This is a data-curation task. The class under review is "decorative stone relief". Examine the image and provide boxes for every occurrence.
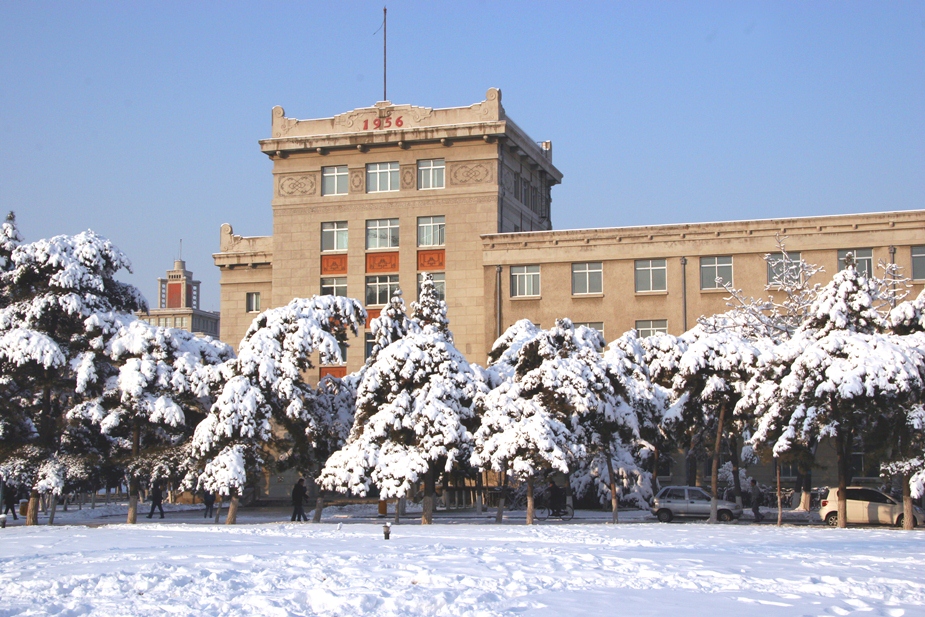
[449,162,494,186]
[334,111,364,130]
[278,174,317,197]
[321,254,348,275]
[350,169,365,193]
[417,249,445,271]
[301,195,493,216]
[401,165,416,190]
[366,252,399,273]
[408,106,434,123]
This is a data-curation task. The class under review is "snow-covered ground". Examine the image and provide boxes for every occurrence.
[2,505,922,617]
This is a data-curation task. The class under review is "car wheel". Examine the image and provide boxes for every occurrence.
[896,514,918,528]
[825,512,838,527]
[718,510,733,522]
[657,509,673,523]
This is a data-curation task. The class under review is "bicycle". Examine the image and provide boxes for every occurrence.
[534,497,574,521]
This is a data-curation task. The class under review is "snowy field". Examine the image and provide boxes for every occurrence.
[2,506,924,617]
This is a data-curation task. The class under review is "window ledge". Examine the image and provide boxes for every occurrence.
[635,290,668,296]
[572,293,604,299]
[511,295,542,301]
[700,288,731,294]
[418,187,445,191]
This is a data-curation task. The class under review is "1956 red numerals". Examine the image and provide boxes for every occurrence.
[363,116,403,130]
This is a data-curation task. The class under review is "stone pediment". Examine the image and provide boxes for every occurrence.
[270,88,504,139]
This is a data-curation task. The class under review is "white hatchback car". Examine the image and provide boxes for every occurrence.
[651,486,743,522]
[820,487,924,527]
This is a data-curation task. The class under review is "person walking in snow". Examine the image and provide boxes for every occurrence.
[146,482,165,519]
[202,490,216,519]
[2,481,18,520]
[291,478,308,522]
[750,479,764,522]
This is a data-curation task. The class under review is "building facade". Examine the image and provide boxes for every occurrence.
[137,260,220,337]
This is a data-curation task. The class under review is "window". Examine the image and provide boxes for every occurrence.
[365,332,375,360]
[767,252,802,285]
[700,256,733,289]
[510,265,540,297]
[246,292,261,313]
[417,159,445,190]
[838,248,873,277]
[418,272,446,301]
[158,317,166,327]
[912,246,925,280]
[417,216,445,247]
[321,222,348,252]
[574,322,604,338]
[779,461,798,478]
[366,218,400,249]
[366,162,400,193]
[366,275,399,306]
[572,262,603,295]
[321,277,347,297]
[657,456,672,477]
[321,166,348,196]
[636,319,668,337]
[635,259,667,292]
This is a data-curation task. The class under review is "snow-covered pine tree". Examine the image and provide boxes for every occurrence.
[366,289,418,365]
[472,318,609,524]
[190,295,365,523]
[319,276,485,524]
[0,223,146,525]
[747,257,925,528]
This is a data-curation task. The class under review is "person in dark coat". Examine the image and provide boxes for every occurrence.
[750,479,764,522]
[2,481,18,520]
[202,490,216,519]
[146,483,165,519]
[291,478,308,522]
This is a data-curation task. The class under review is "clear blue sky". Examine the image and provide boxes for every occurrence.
[2,1,923,311]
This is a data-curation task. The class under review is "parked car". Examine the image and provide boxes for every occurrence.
[651,486,743,523]
[819,487,924,527]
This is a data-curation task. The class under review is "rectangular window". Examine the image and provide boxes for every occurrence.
[838,248,873,277]
[635,259,667,292]
[417,159,445,190]
[767,251,802,285]
[417,272,446,301]
[417,216,445,247]
[571,262,603,295]
[574,321,604,338]
[365,332,375,360]
[246,292,261,313]
[366,162,400,193]
[321,166,349,196]
[510,265,540,297]
[636,319,668,338]
[700,256,733,289]
[366,275,400,306]
[321,277,347,297]
[913,246,925,280]
[321,221,348,252]
[365,218,400,249]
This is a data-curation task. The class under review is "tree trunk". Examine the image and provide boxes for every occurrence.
[422,467,435,525]
[441,473,450,510]
[91,490,96,509]
[214,498,224,524]
[394,498,401,524]
[651,445,661,497]
[776,458,783,527]
[495,466,506,524]
[26,489,39,525]
[525,476,535,525]
[475,473,484,515]
[835,429,848,528]
[47,494,57,525]
[903,472,914,530]
[127,422,141,524]
[709,402,727,523]
[605,449,619,524]
[225,495,239,525]
[313,497,324,523]
[729,434,743,508]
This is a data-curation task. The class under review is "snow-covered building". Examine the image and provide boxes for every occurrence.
[137,259,220,337]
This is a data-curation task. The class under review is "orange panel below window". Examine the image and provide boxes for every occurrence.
[417,249,445,271]
[365,308,381,325]
[320,366,347,379]
[366,252,399,273]
[321,254,348,275]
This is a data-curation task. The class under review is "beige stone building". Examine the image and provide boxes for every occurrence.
[214,89,925,493]
[137,260,220,337]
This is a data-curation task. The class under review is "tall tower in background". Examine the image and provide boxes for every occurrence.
[137,260,221,337]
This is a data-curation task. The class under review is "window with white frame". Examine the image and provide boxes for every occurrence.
[571,262,603,295]
[365,332,375,360]
[417,159,445,190]
[635,259,667,292]
[417,216,445,247]
[321,221,348,252]
[913,246,925,280]
[366,162,400,193]
[321,277,347,297]
[510,265,540,297]
[767,251,802,285]
[636,319,668,337]
[366,218,400,249]
[366,275,399,306]
[574,321,604,338]
[246,292,261,313]
[838,248,873,277]
[321,166,348,196]
[700,256,733,289]
[417,272,446,301]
